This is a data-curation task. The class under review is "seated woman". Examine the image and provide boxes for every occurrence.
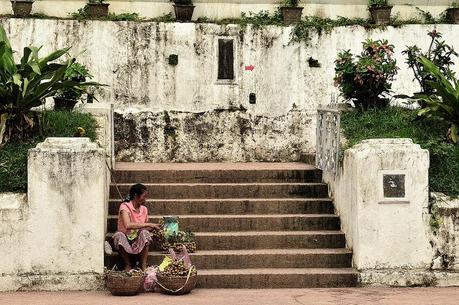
[112,183,159,271]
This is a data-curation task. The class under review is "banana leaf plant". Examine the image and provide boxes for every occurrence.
[413,56,459,143]
[0,25,101,148]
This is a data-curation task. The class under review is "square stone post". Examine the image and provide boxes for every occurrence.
[23,137,106,289]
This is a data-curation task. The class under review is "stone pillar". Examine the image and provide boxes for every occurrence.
[323,138,436,285]
[344,139,431,270]
[1,137,106,290]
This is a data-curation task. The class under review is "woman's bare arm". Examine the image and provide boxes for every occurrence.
[120,210,159,230]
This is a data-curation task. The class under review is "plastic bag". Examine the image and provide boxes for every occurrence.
[163,216,179,238]
[158,256,172,271]
[144,266,159,292]
[169,245,192,268]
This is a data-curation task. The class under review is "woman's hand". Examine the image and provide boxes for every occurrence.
[144,223,160,231]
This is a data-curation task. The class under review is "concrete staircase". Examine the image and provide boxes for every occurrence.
[105,162,358,288]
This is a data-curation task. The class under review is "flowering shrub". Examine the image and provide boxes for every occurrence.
[334,39,398,109]
[403,30,457,95]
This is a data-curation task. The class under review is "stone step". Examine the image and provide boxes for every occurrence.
[195,231,346,250]
[196,268,359,288]
[107,198,335,215]
[106,231,346,250]
[109,183,328,199]
[106,214,340,232]
[105,248,353,269]
[113,169,322,184]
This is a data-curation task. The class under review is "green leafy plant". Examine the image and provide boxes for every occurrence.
[413,56,459,143]
[290,16,370,46]
[55,62,94,101]
[88,0,107,3]
[451,1,459,8]
[334,39,398,109]
[150,13,175,22]
[369,0,390,8]
[403,30,457,95]
[107,12,142,21]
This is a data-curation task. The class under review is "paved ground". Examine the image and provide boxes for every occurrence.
[1,288,459,305]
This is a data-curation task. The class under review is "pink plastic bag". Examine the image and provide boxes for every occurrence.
[169,245,192,268]
[144,266,159,292]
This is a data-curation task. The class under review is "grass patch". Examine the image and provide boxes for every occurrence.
[341,107,459,196]
[0,111,97,193]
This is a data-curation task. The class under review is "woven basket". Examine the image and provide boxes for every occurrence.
[106,272,145,296]
[156,267,197,295]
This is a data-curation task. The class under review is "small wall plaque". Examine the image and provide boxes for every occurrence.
[378,170,409,204]
[383,174,405,198]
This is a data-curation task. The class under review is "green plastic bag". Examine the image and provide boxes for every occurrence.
[163,216,179,238]
[127,229,139,241]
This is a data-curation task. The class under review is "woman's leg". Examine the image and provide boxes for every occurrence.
[112,232,134,271]
[140,243,149,271]
[119,247,133,271]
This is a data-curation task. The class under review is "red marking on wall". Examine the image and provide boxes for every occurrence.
[244,65,254,71]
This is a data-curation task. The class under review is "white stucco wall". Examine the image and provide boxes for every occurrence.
[0,138,107,291]
[0,0,452,20]
[324,138,459,286]
[1,19,458,161]
[2,19,457,115]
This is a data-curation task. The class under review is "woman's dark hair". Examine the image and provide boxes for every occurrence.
[123,183,147,202]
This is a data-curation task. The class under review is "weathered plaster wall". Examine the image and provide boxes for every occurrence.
[114,107,315,162]
[2,19,458,161]
[323,139,459,287]
[0,138,106,291]
[0,0,452,20]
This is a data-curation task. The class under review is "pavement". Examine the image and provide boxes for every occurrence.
[1,288,459,305]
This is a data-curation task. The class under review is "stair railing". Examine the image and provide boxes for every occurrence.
[315,94,341,175]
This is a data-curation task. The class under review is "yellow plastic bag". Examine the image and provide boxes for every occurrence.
[159,256,172,271]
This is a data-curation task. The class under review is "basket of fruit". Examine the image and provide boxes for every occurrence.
[161,230,197,253]
[105,269,145,296]
[156,260,197,295]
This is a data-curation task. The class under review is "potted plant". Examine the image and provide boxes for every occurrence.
[447,1,459,24]
[11,0,33,17]
[87,0,109,18]
[53,62,97,111]
[368,0,392,25]
[172,0,195,22]
[334,39,399,110]
[280,0,303,25]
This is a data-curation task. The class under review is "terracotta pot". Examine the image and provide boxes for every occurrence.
[54,97,78,111]
[173,5,195,22]
[280,7,303,25]
[369,6,392,25]
[447,8,459,24]
[87,3,109,18]
[11,1,33,17]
